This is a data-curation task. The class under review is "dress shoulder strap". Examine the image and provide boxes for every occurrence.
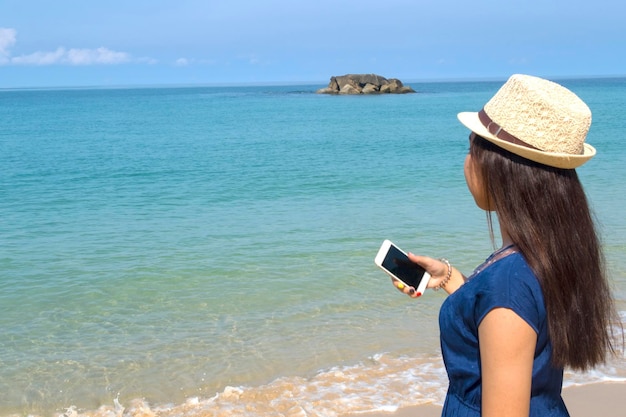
[469,244,518,279]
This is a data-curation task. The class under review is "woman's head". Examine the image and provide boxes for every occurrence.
[463,134,492,211]
[459,74,598,241]
[464,135,618,371]
[466,133,587,239]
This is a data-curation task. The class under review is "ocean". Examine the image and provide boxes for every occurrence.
[1,78,625,417]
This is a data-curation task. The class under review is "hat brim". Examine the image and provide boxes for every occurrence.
[457,112,595,169]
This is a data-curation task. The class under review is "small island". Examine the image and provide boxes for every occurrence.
[316,73,416,95]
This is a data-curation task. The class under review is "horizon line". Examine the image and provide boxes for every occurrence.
[2,73,625,92]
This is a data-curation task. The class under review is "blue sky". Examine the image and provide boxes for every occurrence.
[1,0,625,88]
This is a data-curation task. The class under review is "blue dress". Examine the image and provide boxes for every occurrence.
[439,249,569,416]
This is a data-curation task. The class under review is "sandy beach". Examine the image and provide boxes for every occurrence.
[344,382,626,417]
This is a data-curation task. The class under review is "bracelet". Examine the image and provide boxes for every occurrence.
[434,258,452,291]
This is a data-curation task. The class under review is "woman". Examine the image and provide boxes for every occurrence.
[394,74,619,416]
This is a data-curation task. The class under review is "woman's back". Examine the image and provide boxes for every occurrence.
[440,251,568,416]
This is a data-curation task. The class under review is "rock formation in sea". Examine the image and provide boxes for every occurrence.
[316,74,415,95]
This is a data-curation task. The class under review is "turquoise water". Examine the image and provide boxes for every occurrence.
[1,79,625,416]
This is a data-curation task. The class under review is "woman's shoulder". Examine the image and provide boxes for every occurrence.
[471,252,546,331]
[474,251,538,288]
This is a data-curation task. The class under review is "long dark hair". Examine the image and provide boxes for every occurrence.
[470,134,619,370]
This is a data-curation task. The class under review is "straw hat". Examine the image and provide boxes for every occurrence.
[457,74,596,169]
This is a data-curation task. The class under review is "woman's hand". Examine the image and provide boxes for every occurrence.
[391,253,465,296]
[390,275,422,298]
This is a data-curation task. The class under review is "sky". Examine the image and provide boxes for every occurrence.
[1,0,625,88]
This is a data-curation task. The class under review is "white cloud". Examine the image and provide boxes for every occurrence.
[10,48,65,65]
[66,47,131,65]
[248,55,261,65]
[137,56,158,65]
[0,28,17,62]
[175,57,190,67]
[0,27,147,66]
[237,53,269,66]
[8,47,131,66]
[173,58,217,67]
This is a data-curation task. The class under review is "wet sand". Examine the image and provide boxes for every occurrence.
[343,382,626,417]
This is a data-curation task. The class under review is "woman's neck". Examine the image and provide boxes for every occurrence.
[499,219,514,249]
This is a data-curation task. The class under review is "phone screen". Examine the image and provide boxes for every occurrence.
[381,244,428,288]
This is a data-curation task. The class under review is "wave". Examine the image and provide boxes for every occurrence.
[21,341,626,417]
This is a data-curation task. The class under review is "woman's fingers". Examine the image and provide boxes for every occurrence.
[391,277,420,298]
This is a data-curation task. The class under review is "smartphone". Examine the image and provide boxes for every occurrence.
[374,239,431,297]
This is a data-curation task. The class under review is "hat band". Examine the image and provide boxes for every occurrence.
[478,109,540,150]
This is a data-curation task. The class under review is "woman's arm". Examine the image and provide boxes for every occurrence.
[479,307,537,417]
